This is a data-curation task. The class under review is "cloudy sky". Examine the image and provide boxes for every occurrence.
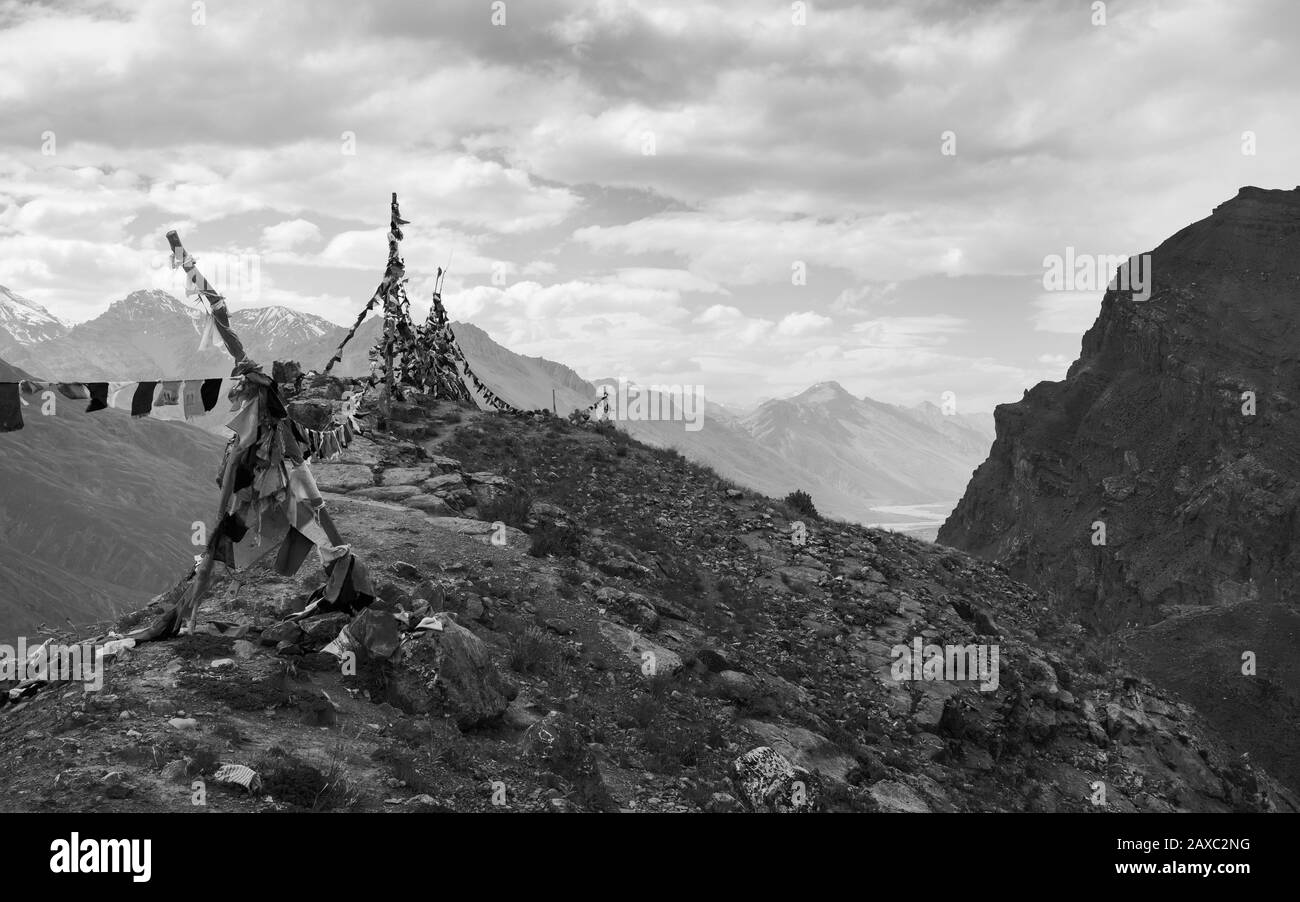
[0,0,1295,410]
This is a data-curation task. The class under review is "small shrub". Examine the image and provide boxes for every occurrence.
[478,487,533,528]
[784,489,819,519]
[631,694,661,729]
[529,522,582,558]
[647,671,675,700]
[509,625,563,676]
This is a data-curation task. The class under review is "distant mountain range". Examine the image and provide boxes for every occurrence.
[1,289,343,380]
[0,285,994,544]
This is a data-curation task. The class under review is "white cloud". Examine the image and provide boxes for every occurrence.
[261,219,321,252]
[850,315,967,348]
[1030,293,1101,334]
[2,0,1294,410]
[777,311,832,336]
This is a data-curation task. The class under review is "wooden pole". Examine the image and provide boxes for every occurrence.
[167,231,246,363]
[381,192,403,428]
[178,451,240,633]
[151,231,357,636]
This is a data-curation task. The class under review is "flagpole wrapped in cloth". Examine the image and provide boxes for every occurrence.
[133,232,375,641]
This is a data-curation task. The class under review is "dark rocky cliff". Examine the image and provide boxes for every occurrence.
[941,186,1300,625]
[939,186,1300,790]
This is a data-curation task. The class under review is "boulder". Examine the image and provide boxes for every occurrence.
[286,399,333,430]
[868,780,931,813]
[737,718,858,782]
[730,746,819,812]
[387,616,511,728]
[441,488,477,510]
[423,517,528,547]
[403,494,457,516]
[312,464,373,493]
[465,472,514,488]
[422,473,466,493]
[597,620,682,675]
[381,467,433,487]
[331,436,382,467]
[259,621,304,648]
[352,485,422,502]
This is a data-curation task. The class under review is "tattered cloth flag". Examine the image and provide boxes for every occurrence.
[200,377,222,412]
[156,380,182,407]
[212,763,261,793]
[0,382,23,432]
[325,193,410,374]
[131,381,158,417]
[86,383,109,412]
[3,376,233,425]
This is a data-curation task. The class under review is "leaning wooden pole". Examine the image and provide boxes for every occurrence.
[165,232,246,632]
[167,231,246,363]
[143,232,354,636]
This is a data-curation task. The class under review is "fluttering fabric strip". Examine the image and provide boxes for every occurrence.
[0,379,363,455]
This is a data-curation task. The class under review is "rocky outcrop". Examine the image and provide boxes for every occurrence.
[944,187,1300,622]
[387,615,513,727]
[939,186,1300,791]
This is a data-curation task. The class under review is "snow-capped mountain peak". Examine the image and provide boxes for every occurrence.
[0,285,69,347]
[103,289,194,321]
[794,381,855,405]
[230,306,335,341]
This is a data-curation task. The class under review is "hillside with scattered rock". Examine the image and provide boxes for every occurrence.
[0,385,1292,814]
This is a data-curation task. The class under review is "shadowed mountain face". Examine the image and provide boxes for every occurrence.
[939,186,1300,791]
[0,374,225,640]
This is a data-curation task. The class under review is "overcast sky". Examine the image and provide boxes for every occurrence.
[1,0,1296,410]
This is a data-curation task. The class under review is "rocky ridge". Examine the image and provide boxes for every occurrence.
[0,384,1292,813]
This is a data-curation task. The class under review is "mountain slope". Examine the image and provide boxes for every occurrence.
[740,382,991,520]
[0,382,225,639]
[0,355,33,382]
[939,185,1300,791]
